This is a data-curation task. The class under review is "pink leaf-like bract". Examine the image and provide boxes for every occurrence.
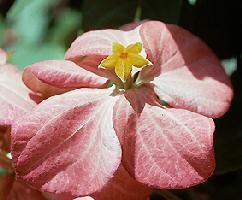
[119,20,148,31]
[65,27,143,60]
[0,48,7,65]
[92,165,151,200]
[138,21,233,118]
[7,181,46,200]
[48,165,151,200]
[114,85,215,188]
[0,64,36,125]
[12,88,121,197]
[23,60,108,97]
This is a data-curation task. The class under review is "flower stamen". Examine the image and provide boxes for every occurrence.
[100,42,149,82]
[120,52,128,59]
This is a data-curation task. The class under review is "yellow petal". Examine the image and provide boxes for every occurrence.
[126,42,142,54]
[101,55,117,69]
[115,60,132,82]
[112,42,125,54]
[129,53,149,68]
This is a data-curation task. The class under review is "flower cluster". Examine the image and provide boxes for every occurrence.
[1,20,233,200]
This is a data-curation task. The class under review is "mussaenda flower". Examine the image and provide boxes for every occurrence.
[11,21,233,199]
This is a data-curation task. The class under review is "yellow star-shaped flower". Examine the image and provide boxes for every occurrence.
[100,42,149,82]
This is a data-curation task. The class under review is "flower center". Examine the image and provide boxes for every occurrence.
[100,42,150,83]
[120,52,128,59]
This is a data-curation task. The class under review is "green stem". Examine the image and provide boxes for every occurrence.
[134,4,142,22]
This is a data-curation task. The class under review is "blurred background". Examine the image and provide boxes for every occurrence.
[0,0,242,199]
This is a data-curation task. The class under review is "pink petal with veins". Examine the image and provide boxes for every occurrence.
[65,27,143,60]
[12,88,121,197]
[93,165,151,200]
[119,20,149,31]
[46,165,151,200]
[0,64,36,125]
[7,181,46,200]
[23,60,108,97]
[114,85,215,188]
[138,21,233,118]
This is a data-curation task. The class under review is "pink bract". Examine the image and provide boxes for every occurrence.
[0,49,45,200]
[0,63,36,126]
[22,60,108,98]
[92,165,151,200]
[7,181,46,200]
[12,21,233,199]
[0,137,46,200]
[47,165,151,200]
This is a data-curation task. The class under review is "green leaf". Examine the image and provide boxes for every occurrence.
[222,57,237,76]
[9,43,65,70]
[188,0,197,6]
[141,0,182,24]
[82,0,139,31]
[0,167,12,176]
[47,8,82,45]
[7,0,60,43]
[0,15,6,47]
[160,100,170,107]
